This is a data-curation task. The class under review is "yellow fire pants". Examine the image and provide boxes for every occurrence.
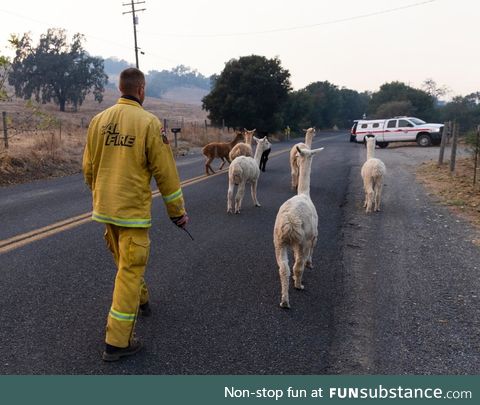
[104,224,150,348]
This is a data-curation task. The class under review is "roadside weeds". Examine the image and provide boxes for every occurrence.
[416,157,480,245]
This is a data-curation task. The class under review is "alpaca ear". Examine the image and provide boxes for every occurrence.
[252,136,259,143]
[311,147,324,155]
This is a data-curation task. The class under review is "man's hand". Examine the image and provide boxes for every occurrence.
[171,214,189,229]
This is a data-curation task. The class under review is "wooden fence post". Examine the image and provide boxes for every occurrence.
[449,121,458,173]
[2,111,8,149]
[438,121,450,166]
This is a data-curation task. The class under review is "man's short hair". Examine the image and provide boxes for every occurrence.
[119,68,145,95]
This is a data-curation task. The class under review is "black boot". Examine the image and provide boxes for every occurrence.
[102,339,143,362]
[139,302,152,317]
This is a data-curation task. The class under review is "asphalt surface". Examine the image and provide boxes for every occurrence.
[0,133,479,375]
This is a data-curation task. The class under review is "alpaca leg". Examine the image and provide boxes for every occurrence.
[219,157,231,170]
[260,155,266,172]
[251,180,261,207]
[205,158,215,175]
[218,157,226,170]
[374,182,384,212]
[235,182,246,214]
[306,236,317,269]
[365,189,374,213]
[275,245,291,309]
[292,244,307,290]
[363,177,374,213]
[227,182,235,213]
[362,178,368,208]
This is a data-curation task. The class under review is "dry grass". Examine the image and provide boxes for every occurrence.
[0,88,240,185]
[416,157,480,243]
[0,129,85,186]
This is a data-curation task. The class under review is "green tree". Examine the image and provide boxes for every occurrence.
[337,88,370,128]
[202,55,291,132]
[282,88,314,133]
[283,83,369,130]
[0,53,11,101]
[368,81,435,120]
[375,100,414,118]
[8,28,108,111]
[439,93,480,132]
[303,81,342,129]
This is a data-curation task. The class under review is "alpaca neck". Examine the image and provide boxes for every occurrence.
[305,132,313,148]
[297,159,312,196]
[254,145,264,165]
[231,136,242,148]
[366,141,375,160]
[245,133,253,145]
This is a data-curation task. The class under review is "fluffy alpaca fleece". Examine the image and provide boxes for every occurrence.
[289,127,316,190]
[227,136,271,214]
[202,131,244,175]
[274,146,324,308]
[361,136,386,213]
[229,128,256,161]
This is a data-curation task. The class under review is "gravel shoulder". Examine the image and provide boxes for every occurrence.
[330,143,480,374]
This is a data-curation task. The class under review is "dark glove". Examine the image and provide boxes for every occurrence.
[171,214,189,229]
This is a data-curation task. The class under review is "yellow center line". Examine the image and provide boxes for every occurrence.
[0,136,335,255]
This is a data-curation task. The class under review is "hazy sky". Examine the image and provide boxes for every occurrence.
[0,0,477,97]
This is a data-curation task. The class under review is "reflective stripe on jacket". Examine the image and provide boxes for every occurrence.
[82,98,185,227]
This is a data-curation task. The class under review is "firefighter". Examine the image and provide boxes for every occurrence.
[82,68,188,361]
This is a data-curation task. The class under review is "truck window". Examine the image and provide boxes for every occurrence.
[398,119,414,127]
[387,120,397,128]
[361,124,368,129]
[373,123,379,128]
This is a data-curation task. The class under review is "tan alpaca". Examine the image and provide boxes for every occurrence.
[227,136,271,214]
[289,128,316,191]
[361,135,386,213]
[274,146,324,308]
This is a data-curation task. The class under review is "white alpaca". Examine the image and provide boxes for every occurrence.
[274,146,324,308]
[227,136,271,214]
[229,128,256,161]
[290,127,316,190]
[361,135,386,213]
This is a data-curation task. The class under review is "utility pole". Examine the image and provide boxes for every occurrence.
[122,0,146,69]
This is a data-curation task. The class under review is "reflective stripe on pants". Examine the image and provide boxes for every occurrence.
[104,224,150,347]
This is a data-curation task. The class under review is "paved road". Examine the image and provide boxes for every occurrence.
[1,133,479,374]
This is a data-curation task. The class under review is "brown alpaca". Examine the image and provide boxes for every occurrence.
[202,131,244,175]
[229,128,256,161]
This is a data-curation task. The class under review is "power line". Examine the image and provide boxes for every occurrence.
[141,0,437,38]
[0,7,182,66]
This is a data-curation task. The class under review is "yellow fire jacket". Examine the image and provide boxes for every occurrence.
[82,97,185,228]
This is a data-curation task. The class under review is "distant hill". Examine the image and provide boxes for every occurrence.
[161,86,210,105]
[102,58,211,105]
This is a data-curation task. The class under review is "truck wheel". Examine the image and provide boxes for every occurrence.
[377,142,389,148]
[417,134,432,147]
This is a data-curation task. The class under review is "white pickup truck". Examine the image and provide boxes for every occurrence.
[350,116,444,148]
